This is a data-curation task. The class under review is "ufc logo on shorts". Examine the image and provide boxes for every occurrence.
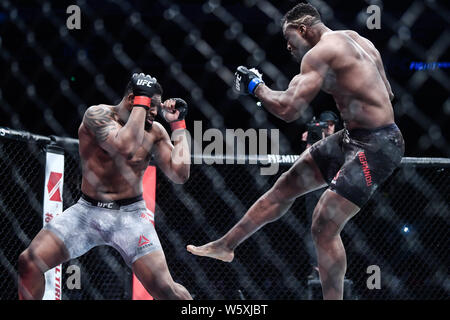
[97,202,113,208]
[137,79,154,87]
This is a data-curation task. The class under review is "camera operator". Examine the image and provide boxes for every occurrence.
[301,111,339,149]
[301,111,340,279]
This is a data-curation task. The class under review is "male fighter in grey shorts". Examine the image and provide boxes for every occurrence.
[18,73,193,300]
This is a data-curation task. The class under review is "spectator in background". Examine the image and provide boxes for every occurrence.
[301,111,340,279]
[301,111,340,149]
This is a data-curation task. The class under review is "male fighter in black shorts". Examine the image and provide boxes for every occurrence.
[187,3,404,300]
[19,73,193,299]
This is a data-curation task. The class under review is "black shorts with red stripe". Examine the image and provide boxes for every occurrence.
[309,123,404,207]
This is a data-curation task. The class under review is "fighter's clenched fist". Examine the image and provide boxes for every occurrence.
[131,73,158,96]
[131,73,159,109]
[160,98,188,131]
[161,98,188,123]
[233,66,264,96]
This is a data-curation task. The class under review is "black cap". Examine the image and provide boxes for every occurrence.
[319,111,338,123]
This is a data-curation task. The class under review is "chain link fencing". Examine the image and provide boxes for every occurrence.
[0,132,131,300]
[156,156,449,300]
[1,0,448,160]
[0,137,45,300]
[0,130,448,300]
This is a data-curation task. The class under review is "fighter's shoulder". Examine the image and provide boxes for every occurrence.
[307,32,347,59]
[148,121,169,140]
[327,30,376,51]
[323,30,360,40]
[301,41,335,71]
[301,32,359,72]
[318,31,354,49]
[321,30,378,59]
[82,104,116,131]
[344,30,374,45]
[84,104,114,119]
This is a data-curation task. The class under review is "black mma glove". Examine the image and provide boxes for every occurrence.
[172,98,188,121]
[130,73,159,110]
[161,98,188,131]
[233,66,264,96]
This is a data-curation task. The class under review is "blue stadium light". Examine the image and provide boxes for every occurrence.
[409,61,450,71]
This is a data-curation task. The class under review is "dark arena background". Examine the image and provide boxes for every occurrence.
[0,0,449,302]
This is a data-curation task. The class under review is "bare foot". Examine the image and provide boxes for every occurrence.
[186,241,234,262]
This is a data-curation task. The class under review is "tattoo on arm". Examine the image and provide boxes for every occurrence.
[83,106,116,142]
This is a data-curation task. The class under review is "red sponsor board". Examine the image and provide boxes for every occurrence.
[47,172,62,201]
[132,166,156,300]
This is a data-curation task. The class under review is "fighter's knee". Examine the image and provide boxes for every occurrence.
[311,215,338,241]
[19,248,51,275]
[310,218,322,240]
[18,250,40,275]
[279,170,299,187]
[274,165,320,199]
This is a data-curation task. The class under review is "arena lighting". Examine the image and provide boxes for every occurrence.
[409,61,450,70]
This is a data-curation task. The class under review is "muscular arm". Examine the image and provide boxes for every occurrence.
[254,49,328,123]
[83,105,147,158]
[152,122,190,184]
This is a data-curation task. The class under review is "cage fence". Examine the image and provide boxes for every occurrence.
[0,130,448,300]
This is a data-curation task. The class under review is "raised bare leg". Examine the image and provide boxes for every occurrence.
[187,150,326,262]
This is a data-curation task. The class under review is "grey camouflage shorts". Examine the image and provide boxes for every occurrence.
[44,194,162,267]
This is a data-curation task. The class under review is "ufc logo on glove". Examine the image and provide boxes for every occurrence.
[235,74,242,91]
[137,79,155,87]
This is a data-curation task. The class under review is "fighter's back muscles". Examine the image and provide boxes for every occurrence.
[344,31,394,100]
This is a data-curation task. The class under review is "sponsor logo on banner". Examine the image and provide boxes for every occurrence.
[47,172,63,202]
[267,154,299,164]
[44,213,54,223]
[43,149,64,300]
[54,266,62,300]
